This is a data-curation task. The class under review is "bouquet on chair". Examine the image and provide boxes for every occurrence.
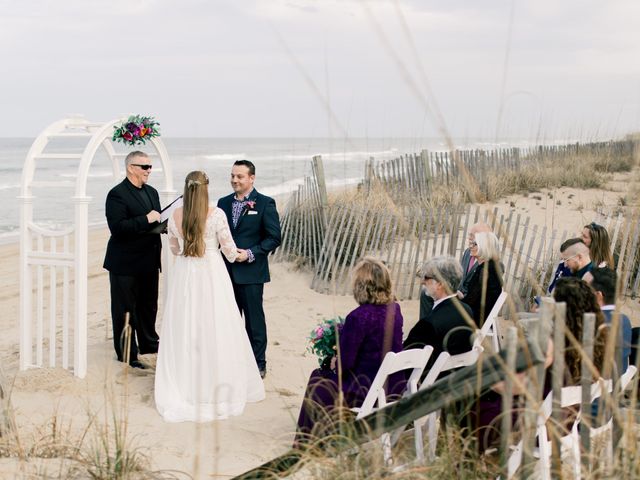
[307,316,345,370]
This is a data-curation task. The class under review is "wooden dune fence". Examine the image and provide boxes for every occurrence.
[274,140,640,303]
[362,140,635,201]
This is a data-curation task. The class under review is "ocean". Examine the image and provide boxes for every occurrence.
[0,136,552,243]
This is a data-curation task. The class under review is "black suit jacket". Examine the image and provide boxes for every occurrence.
[459,248,479,296]
[103,178,162,275]
[461,258,503,327]
[404,297,474,368]
[217,189,281,284]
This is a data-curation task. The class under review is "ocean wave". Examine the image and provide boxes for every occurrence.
[260,176,363,198]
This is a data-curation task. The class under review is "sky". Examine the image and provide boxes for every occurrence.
[0,0,639,140]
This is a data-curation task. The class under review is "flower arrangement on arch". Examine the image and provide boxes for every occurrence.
[112,115,160,146]
[307,316,345,369]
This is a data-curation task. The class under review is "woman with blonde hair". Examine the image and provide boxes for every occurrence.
[294,257,405,445]
[460,231,503,327]
[155,171,264,422]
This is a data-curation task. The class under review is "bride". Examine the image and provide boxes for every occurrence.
[155,170,265,422]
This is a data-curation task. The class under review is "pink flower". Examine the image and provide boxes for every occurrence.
[246,200,256,209]
[123,132,133,141]
[315,327,324,338]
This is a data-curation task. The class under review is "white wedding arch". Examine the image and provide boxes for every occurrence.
[19,115,176,378]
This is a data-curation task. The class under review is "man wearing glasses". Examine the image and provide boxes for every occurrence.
[103,151,162,369]
[560,239,594,280]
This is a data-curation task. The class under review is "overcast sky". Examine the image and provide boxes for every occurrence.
[1,0,638,140]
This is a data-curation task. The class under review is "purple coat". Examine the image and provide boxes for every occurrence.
[294,302,404,444]
[339,302,404,404]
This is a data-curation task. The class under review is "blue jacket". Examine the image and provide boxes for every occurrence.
[217,189,281,284]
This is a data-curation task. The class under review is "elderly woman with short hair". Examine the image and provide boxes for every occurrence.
[460,231,503,327]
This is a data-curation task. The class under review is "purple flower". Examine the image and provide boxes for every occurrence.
[126,122,138,133]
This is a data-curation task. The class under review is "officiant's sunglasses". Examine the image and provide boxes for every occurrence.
[132,164,153,170]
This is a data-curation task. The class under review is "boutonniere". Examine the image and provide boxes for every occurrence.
[245,200,256,210]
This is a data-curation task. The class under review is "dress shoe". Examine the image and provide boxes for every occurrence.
[259,368,266,379]
[129,360,148,370]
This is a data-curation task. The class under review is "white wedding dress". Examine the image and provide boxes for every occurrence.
[154,207,265,422]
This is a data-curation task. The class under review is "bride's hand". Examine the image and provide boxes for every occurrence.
[330,356,337,371]
[236,249,248,262]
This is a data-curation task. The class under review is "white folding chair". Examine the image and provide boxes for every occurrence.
[478,290,508,353]
[411,342,486,463]
[352,345,434,465]
[505,378,613,480]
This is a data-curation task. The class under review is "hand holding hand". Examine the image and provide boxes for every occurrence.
[236,249,248,262]
[147,210,161,223]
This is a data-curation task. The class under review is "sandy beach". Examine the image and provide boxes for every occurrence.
[1,168,638,478]
[0,225,419,478]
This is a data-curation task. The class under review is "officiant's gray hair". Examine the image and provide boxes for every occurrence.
[421,256,462,294]
[125,151,148,166]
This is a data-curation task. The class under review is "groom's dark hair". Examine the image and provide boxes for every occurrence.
[234,159,255,176]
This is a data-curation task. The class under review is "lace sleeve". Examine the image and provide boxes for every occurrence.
[168,215,182,256]
[215,209,238,262]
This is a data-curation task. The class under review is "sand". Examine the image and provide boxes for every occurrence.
[1,170,638,477]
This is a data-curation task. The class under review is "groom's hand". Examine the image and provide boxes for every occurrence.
[236,249,248,262]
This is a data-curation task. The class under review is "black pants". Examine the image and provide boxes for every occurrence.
[109,271,160,363]
[233,283,266,369]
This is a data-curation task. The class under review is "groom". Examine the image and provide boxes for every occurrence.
[218,160,281,378]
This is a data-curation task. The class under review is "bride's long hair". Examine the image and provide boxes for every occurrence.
[182,170,209,257]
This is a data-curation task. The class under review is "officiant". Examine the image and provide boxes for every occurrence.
[103,151,162,369]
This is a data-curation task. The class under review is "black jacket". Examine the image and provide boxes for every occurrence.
[217,189,281,284]
[461,258,503,327]
[404,297,474,368]
[103,178,162,275]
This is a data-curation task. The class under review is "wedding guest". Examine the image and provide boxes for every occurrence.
[405,256,474,368]
[561,240,594,281]
[547,237,582,294]
[417,222,491,321]
[460,232,503,327]
[474,277,607,452]
[103,151,161,369]
[155,171,264,422]
[581,222,614,268]
[589,267,632,371]
[553,277,608,384]
[294,257,404,446]
[459,222,492,297]
[218,160,281,379]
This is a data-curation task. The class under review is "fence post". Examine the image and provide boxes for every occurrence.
[500,325,518,476]
[550,301,566,479]
[580,312,596,475]
[312,155,328,226]
[521,298,553,477]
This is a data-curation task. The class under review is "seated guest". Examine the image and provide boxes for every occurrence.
[474,277,607,452]
[562,240,594,281]
[460,232,503,327]
[581,222,614,268]
[417,222,492,321]
[553,277,608,385]
[589,267,632,371]
[404,256,474,367]
[547,237,582,294]
[294,257,404,446]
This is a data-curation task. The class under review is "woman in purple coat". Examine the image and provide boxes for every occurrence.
[294,257,404,446]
